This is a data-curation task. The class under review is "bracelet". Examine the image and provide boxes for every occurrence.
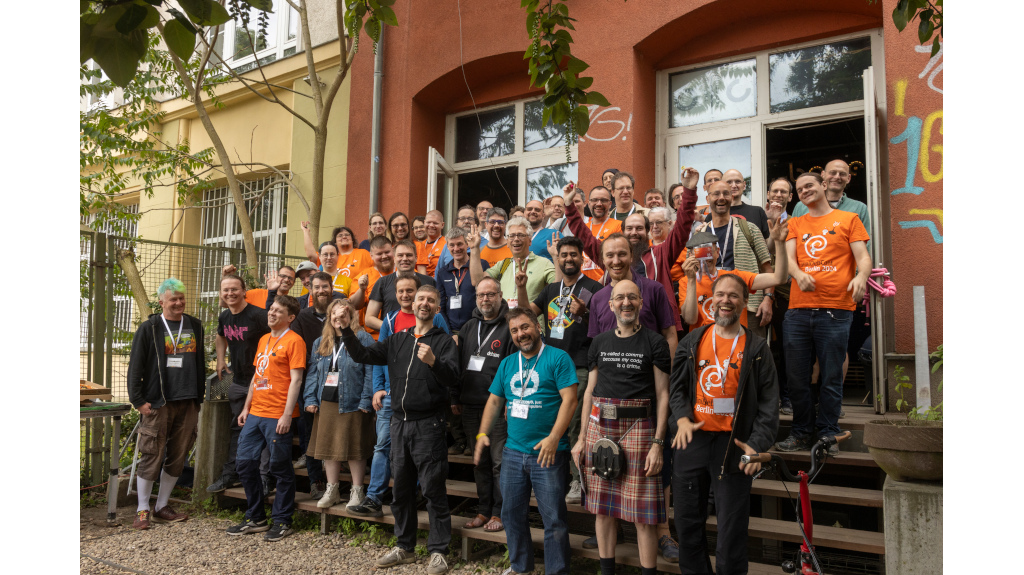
[652,438,665,447]
[476,433,487,440]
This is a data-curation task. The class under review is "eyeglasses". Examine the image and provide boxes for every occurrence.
[612,294,641,303]
[391,223,408,228]
[507,233,529,240]
[487,219,506,226]
[457,216,476,223]
[590,198,611,204]
[476,291,500,299]
[279,275,296,282]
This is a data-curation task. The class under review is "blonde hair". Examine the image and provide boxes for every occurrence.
[317,298,361,356]
[368,211,390,241]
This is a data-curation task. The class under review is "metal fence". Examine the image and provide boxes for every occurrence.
[80,230,309,402]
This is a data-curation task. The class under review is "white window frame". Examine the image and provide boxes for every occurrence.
[212,5,301,73]
[444,98,580,211]
[655,29,885,207]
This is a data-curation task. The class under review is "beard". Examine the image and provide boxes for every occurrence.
[714,309,740,327]
[517,335,537,353]
[630,240,647,263]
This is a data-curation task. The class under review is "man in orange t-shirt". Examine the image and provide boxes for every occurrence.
[479,207,514,266]
[229,295,306,541]
[775,172,870,454]
[349,235,396,340]
[569,184,622,282]
[416,210,447,277]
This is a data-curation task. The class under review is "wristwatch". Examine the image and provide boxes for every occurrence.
[764,292,776,299]
[652,438,665,446]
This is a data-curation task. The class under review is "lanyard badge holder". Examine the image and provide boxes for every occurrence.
[161,316,185,368]
[325,341,345,387]
[468,323,498,372]
[511,345,544,419]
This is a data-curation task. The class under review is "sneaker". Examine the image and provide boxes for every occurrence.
[780,401,793,416]
[447,442,466,455]
[427,552,450,575]
[565,479,582,504]
[347,484,366,509]
[293,455,306,469]
[659,535,679,563]
[152,505,188,523]
[375,546,416,568]
[463,446,473,456]
[310,481,326,501]
[226,519,269,536]
[349,496,384,518]
[317,482,342,509]
[500,569,531,575]
[775,434,814,452]
[206,476,239,493]
[133,510,151,530]
[264,522,294,542]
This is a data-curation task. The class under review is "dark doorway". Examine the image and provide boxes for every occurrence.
[765,117,866,214]
[457,166,518,217]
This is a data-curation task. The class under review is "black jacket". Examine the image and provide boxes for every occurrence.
[341,324,459,421]
[454,301,515,407]
[669,324,778,476]
[128,313,206,409]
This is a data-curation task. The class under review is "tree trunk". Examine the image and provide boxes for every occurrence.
[117,248,151,319]
[309,128,328,247]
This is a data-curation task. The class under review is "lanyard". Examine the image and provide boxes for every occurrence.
[531,227,543,242]
[161,315,184,354]
[476,322,499,355]
[264,328,291,358]
[708,220,733,268]
[712,329,741,386]
[453,266,467,295]
[427,236,441,257]
[588,217,611,240]
[517,344,545,400]
[613,203,636,220]
[330,339,345,371]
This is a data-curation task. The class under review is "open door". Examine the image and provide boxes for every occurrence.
[427,147,455,226]
[863,66,886,414]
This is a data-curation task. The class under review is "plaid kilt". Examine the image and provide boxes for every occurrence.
[582,397,665,525]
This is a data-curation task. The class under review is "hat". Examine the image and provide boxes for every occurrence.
[602,168,620,176]
[686,231,719,249]
[295,261,318,274]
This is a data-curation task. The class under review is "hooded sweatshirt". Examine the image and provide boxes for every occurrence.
[454,300,517,407]
[127,312,207,410]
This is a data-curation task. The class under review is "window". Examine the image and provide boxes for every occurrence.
[669,59,756,128]
[769,37,872,113]
[209,6,300,74]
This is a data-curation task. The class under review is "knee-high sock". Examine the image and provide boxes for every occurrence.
[136,477,154,512]
[155,470,178,510]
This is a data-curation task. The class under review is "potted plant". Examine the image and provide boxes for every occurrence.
[862,346,943,482]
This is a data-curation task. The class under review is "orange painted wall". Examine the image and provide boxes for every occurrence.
[881,0,943,353]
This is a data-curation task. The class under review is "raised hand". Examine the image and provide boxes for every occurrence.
[514,258,528,289]
[466,224,481,249]
[768,216,789,243]
[546,232,560,260]
[682,253,699,280]
[562,181,577,204]
[358,273,370,291]
[680,167,699,189]
[265,270,281,291]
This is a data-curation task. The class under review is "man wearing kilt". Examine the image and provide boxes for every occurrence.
[573,280,671,575]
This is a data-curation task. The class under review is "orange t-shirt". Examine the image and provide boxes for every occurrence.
[244,289,268,309]
[693,329,746,432]
[678,269,758,330]
[670,249,688,283]
[249,330,306,419]
[480,243,513,267]
[581,216,622,282]
[337,248,373,279]
[786,210,870,311]
[417,237,447,277]
[358,267,387,340]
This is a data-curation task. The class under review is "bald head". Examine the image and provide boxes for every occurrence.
[524,199,546,229]
[723,169,746,205]
[424,210,444,240]
[823,159,852,198]
[609,279,642,327]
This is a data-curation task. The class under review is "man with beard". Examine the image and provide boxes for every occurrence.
[704,169,772,241]
[518,236,601,504]
[474,308,578,575]
[468,216,555,311]
[669,274,779,575]
[566,185,621,282]
[523,199,558,261]
[339,285,460,575]
[365,239,435,332]
[479,207,513,266]
[454,277,517,533]
[348,235,396,340]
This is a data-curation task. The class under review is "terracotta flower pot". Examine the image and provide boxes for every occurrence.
[862,419,942,482]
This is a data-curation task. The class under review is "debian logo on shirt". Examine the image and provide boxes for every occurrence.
[802,223,840,258]
[509,369,540,398]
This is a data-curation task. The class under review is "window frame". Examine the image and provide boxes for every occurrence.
[213,6,301,73]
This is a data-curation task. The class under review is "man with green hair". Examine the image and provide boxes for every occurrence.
[127,278,206,530]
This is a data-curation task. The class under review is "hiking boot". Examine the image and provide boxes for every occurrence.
[133,510,151,530]
[427,552,450,574]
[310,481,326,501]
[375,546,416,568]
[206,476,238,493]
[263,522,294,542]
[448,442,466,455]
[293,455,306,469]
[347,484,366,509]
[565,479,582,504]
[775,435,814,452]
[658,535,679,563]
[226,519,269,536]
[349,496,384,518]
[317,482,342,509]
[152,506,188,523]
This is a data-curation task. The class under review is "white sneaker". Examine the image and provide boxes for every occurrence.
[347,484,366,509]
[293,455,306,469]
[565,479,582,504]
[317,482,342,509]
[427,552,449,575]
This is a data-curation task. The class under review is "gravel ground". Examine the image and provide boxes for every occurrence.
[79,505,513,575]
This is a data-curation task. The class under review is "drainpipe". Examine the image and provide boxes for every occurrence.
[368,27,384,214]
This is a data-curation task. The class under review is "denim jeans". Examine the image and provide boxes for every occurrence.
[222,383,270,482]
[783,308,853,438]
[500,448,571,575]
[236,415,295,525]
[366,395,392,504]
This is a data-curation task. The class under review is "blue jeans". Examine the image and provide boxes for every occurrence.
[500,448,570,575]
[783,308,853,438]
[236,415,295,525]
[366,395,392,504]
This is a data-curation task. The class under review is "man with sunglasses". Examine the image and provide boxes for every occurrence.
[573,185,622,282]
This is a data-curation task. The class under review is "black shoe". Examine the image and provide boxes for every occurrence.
[309,481,326,501]
[775,434,814,452]
[581,528,625,549]
[264,522,294,542]
[349,496,384,518]
[206,476,238,493]
[226,519,269,536]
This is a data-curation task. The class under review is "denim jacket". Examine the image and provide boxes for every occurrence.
[373,311,450,394]
[303,330,375,413]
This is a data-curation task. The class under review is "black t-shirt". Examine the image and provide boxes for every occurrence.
[706,204,770,239]
[163,318,199,401]
[218,304,270,387]
[533,276,603,368]
[370,272,436,316]
[588,326,670,402]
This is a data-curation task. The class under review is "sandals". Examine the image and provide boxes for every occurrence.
[463,514,488,529]
[483,516,504,532]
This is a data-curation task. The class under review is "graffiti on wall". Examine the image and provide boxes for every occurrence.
[890,45,943,244]
[579,106,633,142]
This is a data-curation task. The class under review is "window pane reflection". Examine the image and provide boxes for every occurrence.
[678,138,751,206]
[455,107,515,162]
[669,59,756,128]
[524,100,566,151]
[769,37,871,113]
[526,162,578,203]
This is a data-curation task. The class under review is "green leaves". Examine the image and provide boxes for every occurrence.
[890,0,942,57]
[164,19,197,62]
[92,30,148,87]
[178,0,231,26]
[892,0,909,31]
[917,9,934,43]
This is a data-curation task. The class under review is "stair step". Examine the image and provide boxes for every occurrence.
[768,448,878,468]
[779,404,878,432]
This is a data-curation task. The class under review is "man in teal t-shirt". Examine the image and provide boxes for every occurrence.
[473,308,577,575]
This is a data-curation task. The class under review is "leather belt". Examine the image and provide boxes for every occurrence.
[598,403,650,420]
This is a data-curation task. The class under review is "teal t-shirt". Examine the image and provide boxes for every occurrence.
[489,345,578,454]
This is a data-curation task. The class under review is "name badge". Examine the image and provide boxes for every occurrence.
[166,356,183,368]
[713,397,735,415]
[467,355,485,372]
[550,324,565,339]
[325,371,339,387]
[254,377,270,391]
[590,403,601,423]
[511,400,529,419]
[450,295,462,310]
[507,298,518,310]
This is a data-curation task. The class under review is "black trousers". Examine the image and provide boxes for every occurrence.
[221,383,269,481]
[769,294,790,404]
[673,431,753,575]
[391,415,451,554]
[462,404,507,517]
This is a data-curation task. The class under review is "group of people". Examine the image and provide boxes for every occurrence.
[126,159,872,575]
